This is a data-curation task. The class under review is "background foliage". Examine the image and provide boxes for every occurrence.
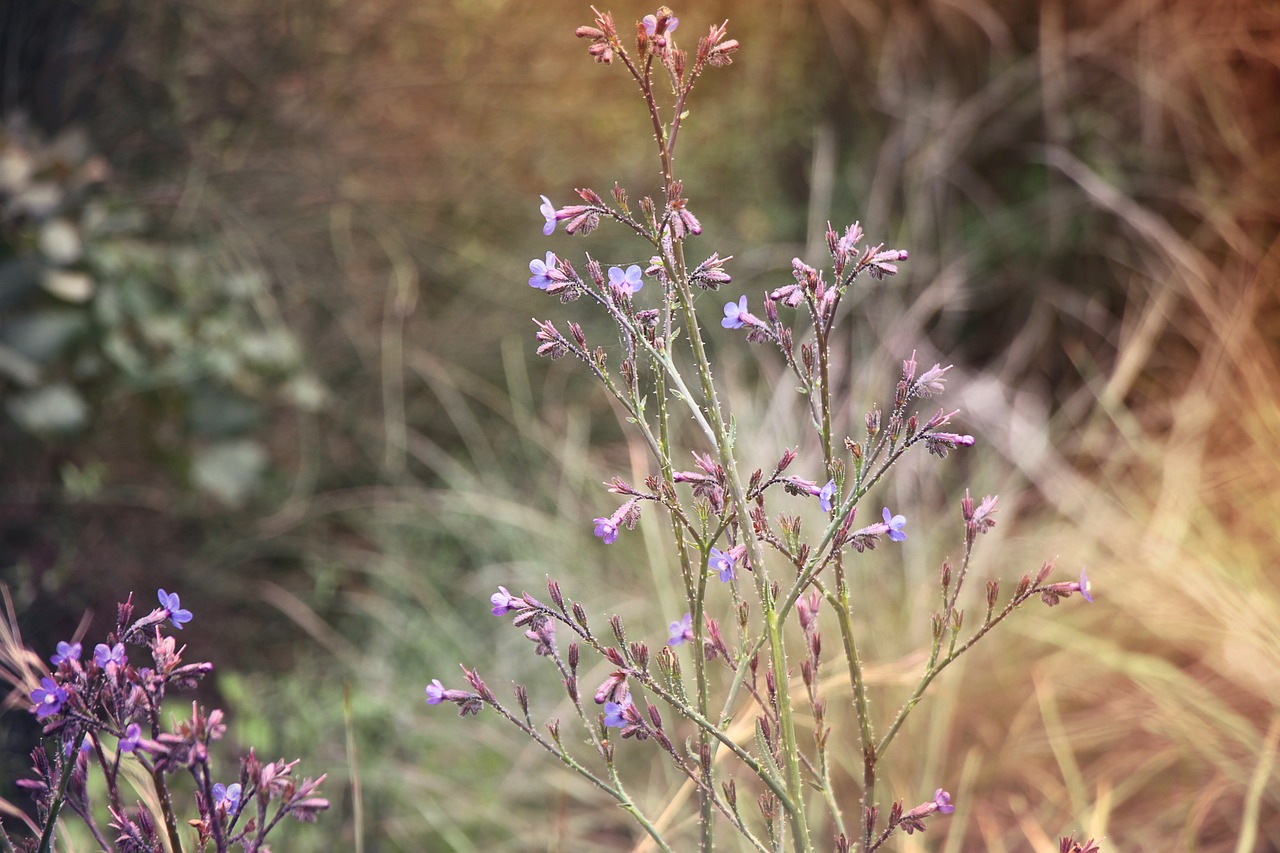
[1,0,1277,849]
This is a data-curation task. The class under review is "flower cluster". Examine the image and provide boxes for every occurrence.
[3,589,328,852]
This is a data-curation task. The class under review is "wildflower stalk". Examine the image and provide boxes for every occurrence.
[444,8,1097,851]
[624,18,813,846]
[150,763,186,853]
[35,730,85,853]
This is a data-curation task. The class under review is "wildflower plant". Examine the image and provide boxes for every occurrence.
[425,6,1095,852]
[0,589,328,852]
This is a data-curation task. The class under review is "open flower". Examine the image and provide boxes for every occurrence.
[593,498,641,545]
[642,13,678,35]
[490,586,518,616]
[50,641,81,666]
[819,479,836,513]
[593,516,619,544]
[94,642,126,668]
[722,295,749,329]
[539,195,557,235]
[882,507,907,542]
[667,613,693,647]
[157,589,193,629]
[529,252,559,289]
[709,547,736,582]
[1077,567,1094,602]
[603,693,632,728]
[607,264,644,294]
[119,723,142,753]
[212,782,242,814]
[31,677,67,719]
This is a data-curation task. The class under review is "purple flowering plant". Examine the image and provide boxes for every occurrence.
[427,7,1096,852]
[0,589,327,852]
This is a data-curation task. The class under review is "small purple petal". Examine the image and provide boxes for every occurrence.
[425,679,446,705]
[882,507,907,542]
[490,586,516,616]
[710,547,736,582]
[539,195,557,236]
[608,264,644,294]
[667,613,693,647]
[529,252,557,289]
[819,479,836,513]
[593,517,619,545]
[158,589,193,629]
[119,723,142,753]
[1078,567,1094,603]
[722,295,747,329]
[50,641,81,666]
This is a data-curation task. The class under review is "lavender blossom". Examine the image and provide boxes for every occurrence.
[819,479,836,513]
[213,782,242,814]
[425,679,447,705]
[593,498,641,545]
[490,586,518,616]
[30,677,67,719]
[529,252,559,289]
[608,264,644,294]
[900,787,956,834]
[50,641,81,666]
[642,13,678,34]
[882,507,907,542]
[157,589,193,629]
[603,693,632,728]
[593,516,619,544]
[667,613,694,647]
[539,195,557,236]
[119,723,142,753]
[1078,567,1094,602]
[94,642,126,668]
[709,547,735,582]
[722,295,749,329]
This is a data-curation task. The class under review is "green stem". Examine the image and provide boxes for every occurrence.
[36,730,85,853]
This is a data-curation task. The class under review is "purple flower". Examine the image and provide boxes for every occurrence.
[933,788,954,814]
[818,479,836,513]
[425,679,446,705]
[119,723,142,753]
[667,613,693,647]
[882,507,907,542]
[1077,567,1094,603]
[490,586,518,616]
[603,694,632,728]
[608,264,644,294]
[528,252,558,289]
[50,641,81,666]
[593,498,640,545]
[157,589,192,629]
[94,642,126,668]
[593,516,619,545]
[642,13,678,35]
[213,782,242,814]
[31,677,67,720]
[722,295,749,329]
[64,736,93,757]
[539,195,557,236]
[709,547,735,582]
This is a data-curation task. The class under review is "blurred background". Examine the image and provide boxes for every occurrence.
[1,0,1276,849]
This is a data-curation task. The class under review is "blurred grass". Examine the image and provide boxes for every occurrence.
[2,0,1278,850]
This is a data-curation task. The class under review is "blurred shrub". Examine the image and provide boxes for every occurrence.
[1,115,323,505]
